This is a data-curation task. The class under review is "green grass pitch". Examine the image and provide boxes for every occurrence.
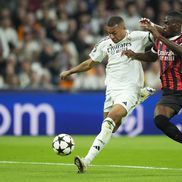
[0,136,182,182]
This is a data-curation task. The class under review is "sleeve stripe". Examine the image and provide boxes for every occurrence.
[151,47,157,54]
[148,32,153,42]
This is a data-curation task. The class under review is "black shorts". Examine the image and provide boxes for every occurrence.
[157,94,182,114]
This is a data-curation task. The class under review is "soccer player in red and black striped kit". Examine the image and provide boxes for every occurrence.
[123,11,182,143]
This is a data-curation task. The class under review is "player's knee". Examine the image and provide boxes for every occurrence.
[108,105,127,122]
[154,115,169,129]
[107,112,125,123]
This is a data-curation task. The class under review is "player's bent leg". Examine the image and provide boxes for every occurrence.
[74,105,127,173]
[74,117,116,173]
[120,86,156,126]
[84,117,115,161]
[154,114,182,143]
[107,104,127,121]
[154,105,182,143]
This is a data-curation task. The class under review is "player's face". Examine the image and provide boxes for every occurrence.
[105,24,125,43]
[163,16,180,37]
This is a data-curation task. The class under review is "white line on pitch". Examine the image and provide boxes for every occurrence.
[0,161,182,171]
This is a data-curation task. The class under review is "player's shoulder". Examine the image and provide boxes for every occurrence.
[129,30,149,38]
[96,36,111,45]
[91,36,111,53]
[128,30,152,42]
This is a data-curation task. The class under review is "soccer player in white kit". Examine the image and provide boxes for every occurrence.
[60,16,154,173]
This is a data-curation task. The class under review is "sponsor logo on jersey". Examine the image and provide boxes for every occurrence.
[158,49,175,61]
[107,42,132,54]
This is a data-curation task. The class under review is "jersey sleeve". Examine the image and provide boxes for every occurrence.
[150,39,158,54]
[140,31,154,45]
[151,46,157,54]
[179,35,182,45]
[89,39,107,63]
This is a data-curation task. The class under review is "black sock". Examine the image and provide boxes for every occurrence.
[154,115,182,143]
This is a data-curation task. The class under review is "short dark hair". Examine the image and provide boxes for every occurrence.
[107,16,124,27]
[167,11,182,22]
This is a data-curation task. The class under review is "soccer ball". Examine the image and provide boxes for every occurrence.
[52,134,75,156]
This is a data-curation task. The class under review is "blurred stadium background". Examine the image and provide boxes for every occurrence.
[0,0,181,136]
[0,1,182,182]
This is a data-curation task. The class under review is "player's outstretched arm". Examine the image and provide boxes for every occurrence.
[140,18,164,35]
[122,50,158,62]
[60,58,98,80]
[156,36,182,57]
[140,19,182,57]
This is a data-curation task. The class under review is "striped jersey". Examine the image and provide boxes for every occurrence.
[152,34,182,93]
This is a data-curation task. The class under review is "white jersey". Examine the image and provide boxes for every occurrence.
[89,30,153,91]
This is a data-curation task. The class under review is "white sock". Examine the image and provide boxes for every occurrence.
[84,117,115,165]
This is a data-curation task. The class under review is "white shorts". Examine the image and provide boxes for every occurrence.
[104,89,139,113]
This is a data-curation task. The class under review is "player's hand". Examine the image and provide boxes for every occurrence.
[139,18,154,29]
[143,24,161,39]
[60,70,71,80]
[139,18,161,39]
[122,50,136,59]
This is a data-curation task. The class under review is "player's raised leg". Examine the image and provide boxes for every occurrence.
[121,86,156,124]
[137,87,156,104]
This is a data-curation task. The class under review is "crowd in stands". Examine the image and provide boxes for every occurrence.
[0,0,181,90]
